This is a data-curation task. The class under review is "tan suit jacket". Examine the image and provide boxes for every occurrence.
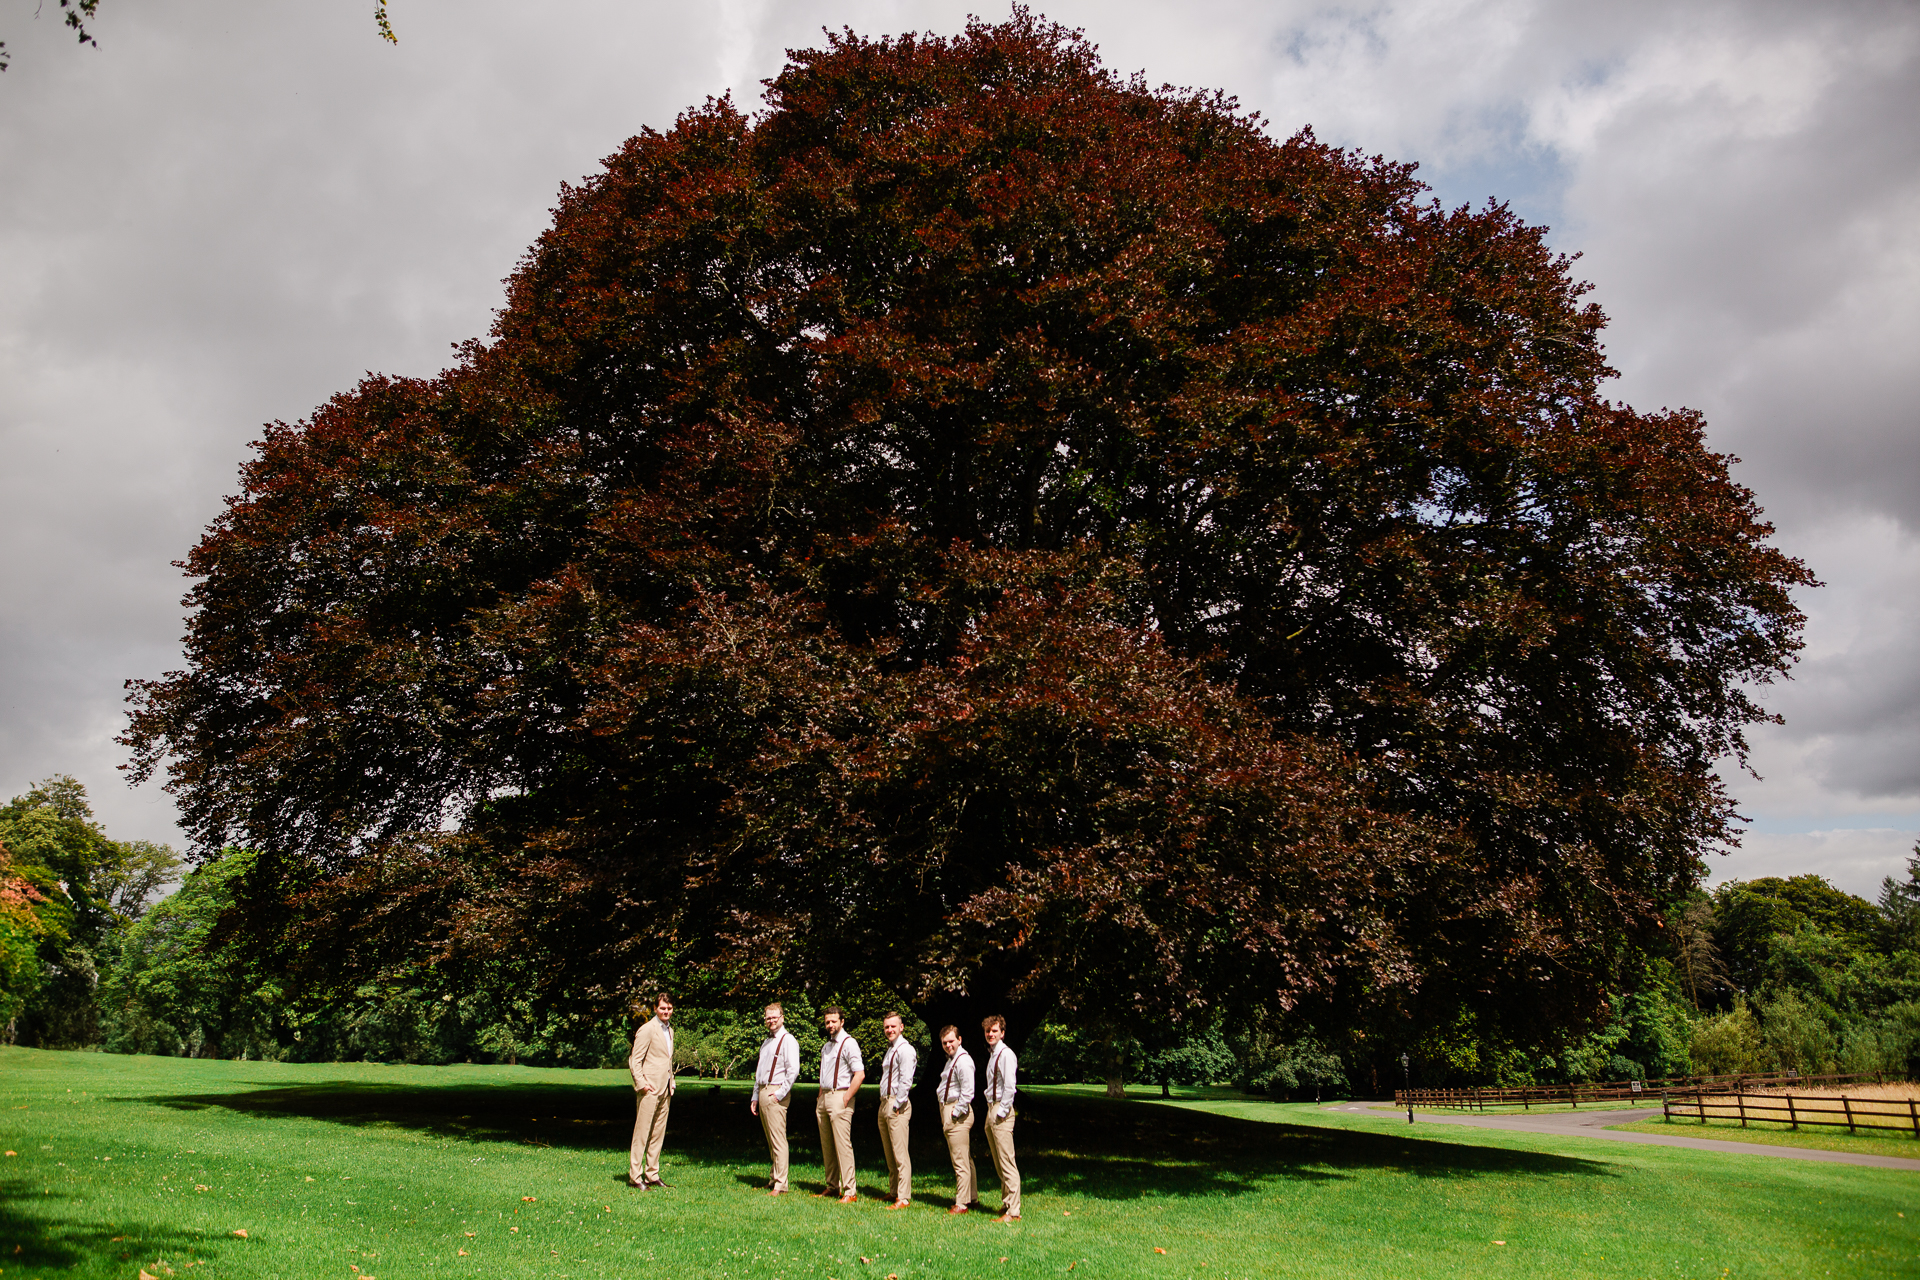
[629,1016,677,1096]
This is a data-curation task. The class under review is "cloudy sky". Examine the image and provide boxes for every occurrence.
[2,0,1915,896]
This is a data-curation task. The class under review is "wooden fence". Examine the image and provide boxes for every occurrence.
[1395,1071,1886,1111]
[1663,1088,1920,1139]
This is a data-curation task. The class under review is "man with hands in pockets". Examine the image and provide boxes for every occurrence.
[981,1014,1021,1221]
[749,1002,800,1194]
[936,1024,979,1214]
[876,1012,917,1209]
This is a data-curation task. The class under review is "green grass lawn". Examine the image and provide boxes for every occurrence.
[1,1047,1914,1280]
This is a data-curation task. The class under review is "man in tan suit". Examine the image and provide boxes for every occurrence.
[749,1001,801,1194]
[981,1014,1020,1221]
[936,1024,979,1214]
[815,1005,865,1203]
[627,993,677,1188]
[875,1012,917,1209]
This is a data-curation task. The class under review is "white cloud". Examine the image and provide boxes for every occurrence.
[1708,828,1916,900]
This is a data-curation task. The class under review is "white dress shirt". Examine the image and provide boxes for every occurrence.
[984,1042,1018,1118]
[820,1031,864,1090]
[879,1039,918,1106]
[938,1046,977,1115]
[755,1029,800,1101]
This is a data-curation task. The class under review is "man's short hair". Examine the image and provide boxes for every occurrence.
[822,1005,844,1020]
[938,1024,960,1040]
[654,992,674,1007]
[764,1001,783,1015]
[883,1011,904,1024]
[981,1014,1006,1034]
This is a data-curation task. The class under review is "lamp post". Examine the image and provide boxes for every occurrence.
[1401,1053,1413,1124]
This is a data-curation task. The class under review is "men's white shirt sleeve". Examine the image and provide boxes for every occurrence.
[776,1032,800,1101]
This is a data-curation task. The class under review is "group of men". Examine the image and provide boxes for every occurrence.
[625,994,1022,1221]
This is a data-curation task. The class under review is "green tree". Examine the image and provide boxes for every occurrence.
[1712,876,1880,994]
[99,847,279,1058]
[0,837,52,1034]
[1756,987,1837,1075]
[0,776,180,1047]
[1690,999,1764,1075]
[1879,847,1920,955]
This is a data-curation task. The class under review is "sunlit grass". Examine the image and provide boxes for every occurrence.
[1,1047,1914,1279]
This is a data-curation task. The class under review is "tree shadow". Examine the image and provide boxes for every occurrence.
[138,1079,1617,1203]
[0,1177,224,1274]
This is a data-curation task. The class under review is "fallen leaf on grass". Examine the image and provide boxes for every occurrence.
[510,1226,519,1233]
[1492,1241,1505,1246]
[231,1229,249,1238]
[861,1258,870,1265]
[141,1271,156,1280]
[1153,1247,1167,1255]
[3,1149,14,1156]
[522,1196,537,1202]
[464,1232,476,1237]
[458,1249,469,1256]
[305,1176,315,1182]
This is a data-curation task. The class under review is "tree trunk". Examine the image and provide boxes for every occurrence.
[1106,1075,1126,1098]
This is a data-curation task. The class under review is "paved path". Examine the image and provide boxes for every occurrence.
[1322,1103,1920,1171]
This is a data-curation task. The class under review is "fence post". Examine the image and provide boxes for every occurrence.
[1662,1091,1670,1123]
[1698,1089,1707,1125]
[1843,1095,1855,1135]
[1908,1099,1917,1140]
[1787,1094,1797,1130]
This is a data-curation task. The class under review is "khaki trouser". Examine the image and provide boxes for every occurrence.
[985,1106,1020,1217]
[816,1088,856,1196]
[940,1100,977,1207]
[630,1088,671,1183]
[758,1084,791,1190]
[877,1097,912,1203]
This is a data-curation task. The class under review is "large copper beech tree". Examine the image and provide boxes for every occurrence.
[126,14,1810,1050]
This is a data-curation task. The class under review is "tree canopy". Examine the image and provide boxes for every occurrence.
[125,13,1811,1050]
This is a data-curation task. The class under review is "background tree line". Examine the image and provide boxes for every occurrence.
[10,776,1911,1096]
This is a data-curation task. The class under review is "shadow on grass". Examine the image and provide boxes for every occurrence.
[137,1078,1618,1202]
[0,1177,225,1273]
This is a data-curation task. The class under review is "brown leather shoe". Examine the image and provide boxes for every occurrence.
[837,1193,858,1204]
[888,1200,909,1210]
[996,1213,1020,1222]
[947,1205,969,1215]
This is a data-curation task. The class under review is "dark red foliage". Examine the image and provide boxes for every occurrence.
[125,13,1811,1044]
